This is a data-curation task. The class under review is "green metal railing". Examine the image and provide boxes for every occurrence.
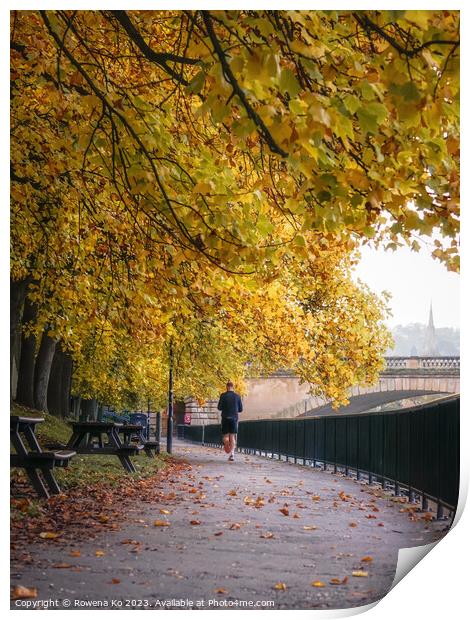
[178,395,459,517]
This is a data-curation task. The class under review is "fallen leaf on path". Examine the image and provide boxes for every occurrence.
[214,588,228,594]
[69,550,81,557]
[361,556,374,562]
[190,520,201,525]
[95,550,106,557]
[377,523,384,527]
[153,521,170,527]
[260,532,274,539]
[292,513,301,519]
[274,582,287,590]
[229,523,241,530]
[330,577,349,585]
[311,581,326,587]
[279,507,289,516]
[39,532,60,539]
[303,525,318,531]
[366,515,377,519]
[352,571,369,577]
[11,585,38,600]
[52,563,73,569]
[110,579,121,584]
[349,522,358,527]
[159,509,171,515]
[311,495,321,501]
[227,490,237,496]
[214,532,224,536]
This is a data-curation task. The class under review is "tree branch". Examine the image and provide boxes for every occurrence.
[353,13,459,58]
[202,10,288,159]
[109,10,199,86]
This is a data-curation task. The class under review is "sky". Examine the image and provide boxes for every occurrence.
[353,243,460,329]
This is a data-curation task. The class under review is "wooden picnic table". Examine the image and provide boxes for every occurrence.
[66,421,142,473]
[10,416,76,498]
[117,424,160,457]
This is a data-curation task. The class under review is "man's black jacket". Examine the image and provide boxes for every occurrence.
[217,391,243,419]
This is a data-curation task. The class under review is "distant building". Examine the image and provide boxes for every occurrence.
[422,303,440,356]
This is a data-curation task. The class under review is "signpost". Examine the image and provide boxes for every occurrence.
[166,339,174,453]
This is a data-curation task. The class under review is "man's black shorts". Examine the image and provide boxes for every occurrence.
[221,417,238,434]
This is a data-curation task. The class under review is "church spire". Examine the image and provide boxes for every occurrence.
[428,302,435,329]
[423,302,439,356]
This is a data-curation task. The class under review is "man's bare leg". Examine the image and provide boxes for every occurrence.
[229,433,237,459]
[223,433,231,454]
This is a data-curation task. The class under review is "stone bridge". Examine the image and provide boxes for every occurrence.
[185,356,460,423]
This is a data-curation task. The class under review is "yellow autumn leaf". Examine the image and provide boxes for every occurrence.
[274,582,287,590]
[39,532,60,539]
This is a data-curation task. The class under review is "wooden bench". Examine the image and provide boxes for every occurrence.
[142,440,160,457]
[10,416,76,498]
[118,424,160,458]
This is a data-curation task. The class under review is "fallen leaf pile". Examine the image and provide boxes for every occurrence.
[11,457,191,565]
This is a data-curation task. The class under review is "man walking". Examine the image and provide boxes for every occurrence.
[217,381,243,462]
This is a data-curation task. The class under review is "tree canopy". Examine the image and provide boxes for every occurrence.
[10,10,459,411]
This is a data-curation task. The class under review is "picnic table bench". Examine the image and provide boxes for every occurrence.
[10,416,75,498]
[65,421,142,473]
[118,424,160,457]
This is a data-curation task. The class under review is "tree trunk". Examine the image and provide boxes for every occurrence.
[80,398,98,421]
[72,396,81,419]
[60,353,73,418]
[47,345,73,417]
[10,277,30,400]
[34,330,57,412]
[47,344,64,417]
[15,295,37,409]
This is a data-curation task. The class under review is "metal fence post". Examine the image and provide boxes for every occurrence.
[333,418,337,474]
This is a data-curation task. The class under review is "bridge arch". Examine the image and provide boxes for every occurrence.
[184,357,460,423]
[300,390,445,417]
[243,357,460,420]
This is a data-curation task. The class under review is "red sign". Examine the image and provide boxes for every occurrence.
[184,412,192,425]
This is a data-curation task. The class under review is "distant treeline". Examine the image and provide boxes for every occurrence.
[389,324,460,356]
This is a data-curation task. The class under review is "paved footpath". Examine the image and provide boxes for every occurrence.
[11,441,450,610]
